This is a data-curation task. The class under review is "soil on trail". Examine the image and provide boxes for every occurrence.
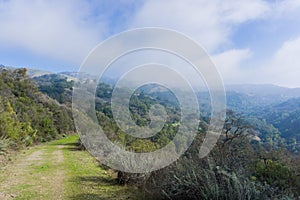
[0,135,140,200]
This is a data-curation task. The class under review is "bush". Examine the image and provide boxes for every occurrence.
[255,159,292,189]
[0,68,75,151]
[0,137,12,155]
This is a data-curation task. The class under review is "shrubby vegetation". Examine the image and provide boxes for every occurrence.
[0,68,74,155]
[226,90,300,152]
[1,67,300,198]
[139,112,300,199]
[253,98,300,152]
[93,83,300,199]
[95,83,181,152]
[33,74,74,104]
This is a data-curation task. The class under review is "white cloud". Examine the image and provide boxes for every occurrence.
[2,0,300,87]
[128,0,270,86]
[212,49,252,84]
[219,0,270,23]
[270,0,300,19]
[131,0,269,52]
[262,37,300,87]
[0,0,104,67]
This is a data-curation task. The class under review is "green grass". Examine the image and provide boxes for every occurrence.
[50,135,79,145]
[57,135,141,199]
[0,134,142,200]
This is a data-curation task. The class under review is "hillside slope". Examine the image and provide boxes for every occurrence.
[0,68,74,155]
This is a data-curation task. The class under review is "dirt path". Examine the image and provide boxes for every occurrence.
[0,135,140,200]
[0,145,65,199]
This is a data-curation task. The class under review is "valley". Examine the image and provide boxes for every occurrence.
[1,66,300,199]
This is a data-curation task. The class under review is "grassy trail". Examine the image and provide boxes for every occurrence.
[0,135,141,200]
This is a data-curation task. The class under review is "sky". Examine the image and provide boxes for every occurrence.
[0,0,300,87]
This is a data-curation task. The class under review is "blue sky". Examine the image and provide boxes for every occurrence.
[1,0,300,87]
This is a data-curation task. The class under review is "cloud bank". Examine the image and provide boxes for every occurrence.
[0,0,300,87]
[0,0,103,66]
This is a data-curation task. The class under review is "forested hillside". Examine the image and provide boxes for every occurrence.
[33,74,74,104]
[253,97,300,151]
[29,70,300,153]
[1,67,300,199]
[0,68,74,156]
[89,82,300,199]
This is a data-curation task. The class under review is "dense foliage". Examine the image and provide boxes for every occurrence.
[95,83,182,152]
[92,83,300,199]
[224,90,300,152]
[120,111,300,199]
[1,67,300,198]
[33,74,74,104]
[253,98,300,151]
[0,68,74,154]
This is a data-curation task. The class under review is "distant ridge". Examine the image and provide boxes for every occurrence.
[227,84,300,100]
[0,64,52,77]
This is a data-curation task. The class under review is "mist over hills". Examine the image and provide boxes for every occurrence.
[227,84,300,107]
[2,65,300,151]
[1,66,300,198]
[44,69,300,150]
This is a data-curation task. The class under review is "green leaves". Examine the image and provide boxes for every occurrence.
[255,159,291,189]
[0,68,74,152]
